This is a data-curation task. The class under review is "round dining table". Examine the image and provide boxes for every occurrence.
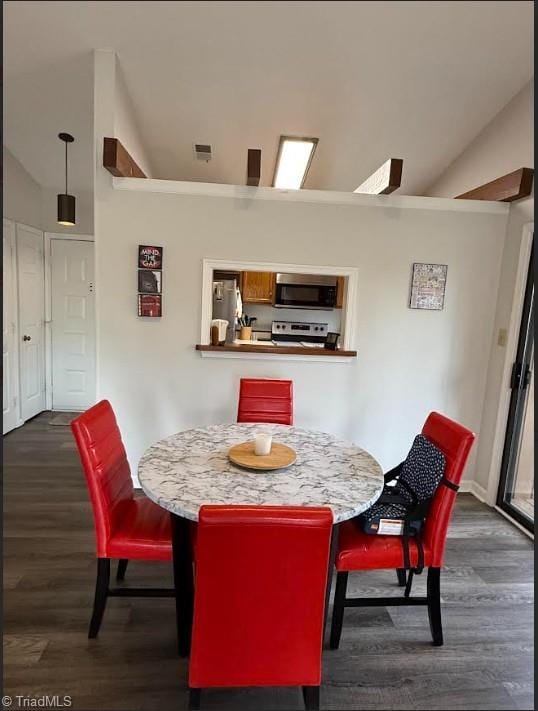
[138,423,384,656]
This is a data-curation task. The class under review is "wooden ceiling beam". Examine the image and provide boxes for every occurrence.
[103,137,147,178]
[354,158,403,195]
[455,168,534,202]
[247,148,261,186]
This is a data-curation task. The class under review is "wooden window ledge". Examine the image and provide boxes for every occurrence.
[196,344,357,357]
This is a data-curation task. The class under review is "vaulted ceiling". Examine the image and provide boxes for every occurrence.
[3,1,534,197]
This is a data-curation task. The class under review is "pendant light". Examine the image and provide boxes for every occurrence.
[57,132,76,226]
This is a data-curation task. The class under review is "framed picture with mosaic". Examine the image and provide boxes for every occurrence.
[409,263,448,310]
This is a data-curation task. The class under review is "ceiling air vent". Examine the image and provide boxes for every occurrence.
[193,143,212,162]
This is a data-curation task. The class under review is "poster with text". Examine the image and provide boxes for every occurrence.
[138,245,163,270]
[138,294,162,317]
[409,263,447,310]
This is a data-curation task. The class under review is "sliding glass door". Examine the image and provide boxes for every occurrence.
[497,238,534,532]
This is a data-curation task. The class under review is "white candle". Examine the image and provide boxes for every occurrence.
[254,433,272,456]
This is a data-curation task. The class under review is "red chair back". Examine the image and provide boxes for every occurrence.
[237,378,293,425]
[421,412,475,567]
[189,505,333,689]
[71,400,134,558]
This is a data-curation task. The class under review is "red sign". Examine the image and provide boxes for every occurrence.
[138,245,163,270]
[138,294,162,317]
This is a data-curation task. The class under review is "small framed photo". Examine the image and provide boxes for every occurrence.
[138,294,162,317]
[409,263,448,310]
[138,245,163,270]
[138,269,162,294]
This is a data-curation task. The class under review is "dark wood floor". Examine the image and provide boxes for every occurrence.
[3,412,534,710]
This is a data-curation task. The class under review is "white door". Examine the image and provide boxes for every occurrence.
[17,224,46,421]
[51,239,95,411]
[3,220,20,434]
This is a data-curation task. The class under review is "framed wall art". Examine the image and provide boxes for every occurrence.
[138,269,162,294]
[138,245,163,316]
[138,245,163,270]
[409,263,448,310]
[138,294,162,317]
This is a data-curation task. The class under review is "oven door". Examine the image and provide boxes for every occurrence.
[274,275,337,309]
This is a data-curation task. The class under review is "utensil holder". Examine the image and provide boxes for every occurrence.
[210,325,220,346]
[240,326,252,341]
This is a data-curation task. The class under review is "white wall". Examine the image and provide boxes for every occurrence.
[427,80,533,197]
[95,180,508,486]
[3,146,42,229]
[425,76,534,503]
[114,59,153,178]
[473,198,533,499]
[3,145,95,234]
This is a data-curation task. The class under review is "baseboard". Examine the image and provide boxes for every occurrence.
[461,482,533,538]
[459,480,488,502]
[470,482,488,502]
[4,418,27,435]
[51,407,86,413]
[494,506,534,540]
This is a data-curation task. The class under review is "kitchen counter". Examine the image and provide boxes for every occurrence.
[195,343,357,357]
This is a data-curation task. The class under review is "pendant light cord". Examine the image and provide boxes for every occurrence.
[65,141,68,195]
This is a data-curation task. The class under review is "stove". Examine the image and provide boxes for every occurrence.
[271,320,328,345]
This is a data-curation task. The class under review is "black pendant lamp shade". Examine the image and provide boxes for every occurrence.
[57,132,76,226]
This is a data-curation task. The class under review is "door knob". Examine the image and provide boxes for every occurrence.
[23,335,32,342]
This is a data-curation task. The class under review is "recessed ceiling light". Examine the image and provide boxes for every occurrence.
[272,136,318,190]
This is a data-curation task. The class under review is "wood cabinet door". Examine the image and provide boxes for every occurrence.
[336,276,346,308]
[241,272,275,303]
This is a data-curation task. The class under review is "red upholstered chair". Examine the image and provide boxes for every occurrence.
[330,412,475,649]
[71,400,173,638]
[188,505,333,711]
[237,378,293,425]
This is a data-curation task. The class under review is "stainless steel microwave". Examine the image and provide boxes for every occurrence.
[274,273,337,310]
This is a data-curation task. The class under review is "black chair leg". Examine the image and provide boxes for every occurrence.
[329,571,348,650]
[427,567,443,646]
[116,559,129,581]
[302,686,320,711]
[404,569,414,598]
[188,688,201,710]
[88,558,110,638]
[396,568,407,587]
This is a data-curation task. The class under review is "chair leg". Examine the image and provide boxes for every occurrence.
[302,686,320,711]
[404,569,414,598]
[329,571,348,650]
[88,558,110,638]
[188,688,201,710]
[116,559,129,581]
[427,567,443,646]
[396,568,407,587]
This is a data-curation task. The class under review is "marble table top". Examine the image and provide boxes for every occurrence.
[138,423,384,523]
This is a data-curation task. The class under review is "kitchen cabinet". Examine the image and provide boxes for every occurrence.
[240,271,275,304]
[336,276,346,308]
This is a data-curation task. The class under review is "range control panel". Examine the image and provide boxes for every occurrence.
[271,320,328,342]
